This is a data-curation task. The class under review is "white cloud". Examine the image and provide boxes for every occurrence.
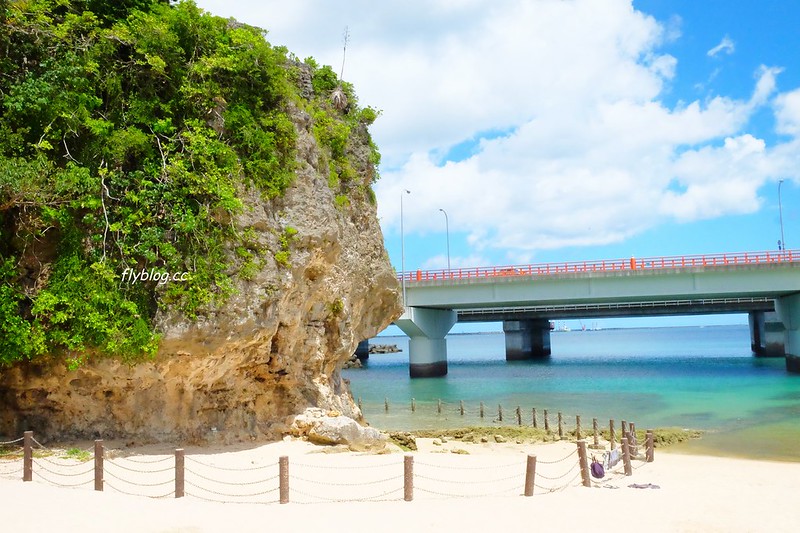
[775,88,800,136]
[195,0,800,255]
[707,36,735,57]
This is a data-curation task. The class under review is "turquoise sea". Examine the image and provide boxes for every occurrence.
[343,325,800,462]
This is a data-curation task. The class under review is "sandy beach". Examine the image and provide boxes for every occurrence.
[2,436,800,533]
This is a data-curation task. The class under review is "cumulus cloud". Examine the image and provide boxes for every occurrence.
[707,36,735,57]
[195,0,800,256]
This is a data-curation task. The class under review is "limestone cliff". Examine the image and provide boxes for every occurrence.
[0,74,402,443]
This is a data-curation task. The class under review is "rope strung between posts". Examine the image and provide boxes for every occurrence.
[103,466,174,488]
[184,467,279,487]
[415,471,524,485]
[184,478,280,499]
[115,455,173,465]
[105,458,174,474]
[37,456,93,468]
[534,470,583,493]
[0,436,24,445]
[292,458,402,470]
[289,485,404,504]
[32,469,94,488]
[291,473,403,488]
[32,459,95,478]
[535,448,578,465]
[414,459,522,470]
[31,437,50,450]
[105,481,174,499]
[534,461,580,481]
[0,462,23,477]
[185,456,276,471]
[184,489,281,505]
[415,484,522,499]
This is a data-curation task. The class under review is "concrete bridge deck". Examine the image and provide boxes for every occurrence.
[388,250,800,377]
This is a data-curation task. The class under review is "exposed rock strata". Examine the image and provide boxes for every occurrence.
[0,100,402,444]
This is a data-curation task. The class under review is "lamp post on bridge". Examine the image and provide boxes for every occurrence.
[401,189,411,305]
[778,179,786,253]
[439,208,450,274]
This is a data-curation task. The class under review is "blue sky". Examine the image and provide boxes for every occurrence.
[195,0,800,329]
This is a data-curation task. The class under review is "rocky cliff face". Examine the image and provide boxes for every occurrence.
[0,98,402,444]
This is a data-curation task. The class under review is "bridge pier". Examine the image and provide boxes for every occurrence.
[776,295,800,373]
[395,307,457,378]
[748,311,785,357]
[504,320,551,361]
[354,339,370,361]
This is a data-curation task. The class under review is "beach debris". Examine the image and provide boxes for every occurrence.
[628,483,660,489]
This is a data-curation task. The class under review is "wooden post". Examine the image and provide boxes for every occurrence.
[516,406,522,426]
[557,412,563,439]
[480,402,485,418]
[404,455,414,502]
[460,400,465,416]
[94,440,104,491]
[630,423,638,455]
[621,438,632,476]
[646,430,654,462]
[592,418,599,448]
[609,419,616,450]
[621,420,628,438]
[175,448,184,498]
[543,410,550,432]
[498,404,503,422]
[575,415,582,440]
[384,397,389,412]
[532,408,537,428]
[358,397,362,410]
[577,440,591,487]
[23,431,32,482]
[437,399,442,414]
[279,456,289,504]
[411,398,416,413]
[524,455,537,497]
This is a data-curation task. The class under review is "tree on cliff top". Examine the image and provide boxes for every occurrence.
[0,0,379,367]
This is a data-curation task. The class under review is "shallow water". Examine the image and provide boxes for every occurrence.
[343,326,800,461]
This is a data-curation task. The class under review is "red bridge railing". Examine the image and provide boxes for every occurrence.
[399,250,798,283]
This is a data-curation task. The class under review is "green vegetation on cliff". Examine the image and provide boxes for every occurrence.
[0,0,380,366]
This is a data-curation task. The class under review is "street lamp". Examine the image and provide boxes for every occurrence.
[439,208,450,273]
[778,179,786,252]
[400,189,410,305]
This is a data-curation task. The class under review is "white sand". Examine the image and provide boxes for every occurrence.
[2,438,800,532]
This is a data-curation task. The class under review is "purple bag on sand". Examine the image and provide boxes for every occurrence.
[591,461,605,479]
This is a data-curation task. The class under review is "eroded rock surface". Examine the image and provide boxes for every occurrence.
[0,100,402,444]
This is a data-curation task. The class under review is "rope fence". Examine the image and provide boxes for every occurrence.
[0,425,653,504]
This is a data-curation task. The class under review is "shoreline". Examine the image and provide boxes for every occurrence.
[2,436,800,532]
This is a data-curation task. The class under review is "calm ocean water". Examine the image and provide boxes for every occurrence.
[343,325,800,461]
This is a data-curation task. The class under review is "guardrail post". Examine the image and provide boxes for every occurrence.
[609,419,616,450]
[498,404,503,422]
[516,406,522,426]
[404,455,414,502]
[94,440,104,491]
[543,409,550,432]
[557,412,563,439]
[411,398,416,412]
[175,448,184,498]
[460,400,465,416]
[575,415,582,440]
[621,438,632,476]
[279,456,289,504]
[577,440,591,487]
[592,418,599,448]
[646,430,654,462]
[480,401,485,418]
[532,408,537,428]
[23,431,32,482]
[524,455,537,496]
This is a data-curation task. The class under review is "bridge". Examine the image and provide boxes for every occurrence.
[386,250,800,378]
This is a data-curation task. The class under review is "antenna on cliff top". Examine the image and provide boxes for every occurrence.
[340,26,350,80]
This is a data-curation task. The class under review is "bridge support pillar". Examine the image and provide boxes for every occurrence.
[354,339,370,361]
[776,295,800,374]
[395,307,457,378]
[504,320,551,361]
[749,311,785,357]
